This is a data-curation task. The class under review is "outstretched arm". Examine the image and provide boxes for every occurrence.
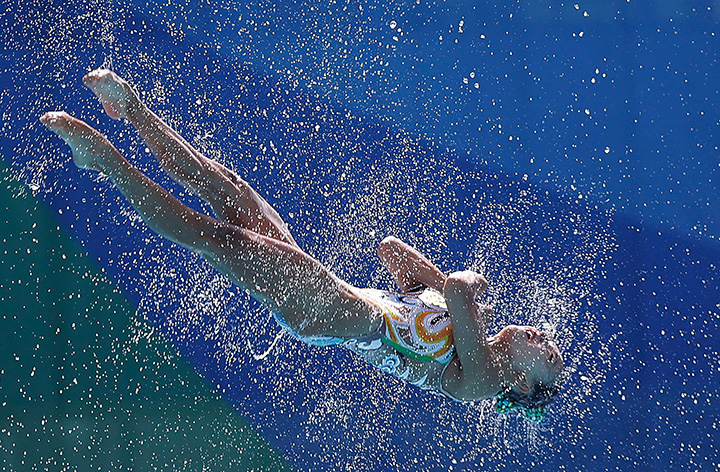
[377,236,446,292]
[441,271,502,401]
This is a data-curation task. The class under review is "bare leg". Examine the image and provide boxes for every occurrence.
[81,69,297,247]
[40,112,379,339]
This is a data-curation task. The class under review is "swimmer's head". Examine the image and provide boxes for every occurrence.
[492,325,564,421]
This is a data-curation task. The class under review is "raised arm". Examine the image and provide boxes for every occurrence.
[441,271,502,401]
[377,236,446,292]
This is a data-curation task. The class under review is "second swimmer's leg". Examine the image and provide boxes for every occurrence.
[82,69,297,247]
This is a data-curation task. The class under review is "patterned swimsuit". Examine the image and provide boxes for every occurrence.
[274,287,457,397]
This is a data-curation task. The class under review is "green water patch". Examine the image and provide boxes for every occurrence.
[0,166,294,471]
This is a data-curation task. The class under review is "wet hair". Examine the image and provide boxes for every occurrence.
[493,379,562,422]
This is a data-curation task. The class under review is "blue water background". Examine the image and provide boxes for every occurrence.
[2,0,719,470]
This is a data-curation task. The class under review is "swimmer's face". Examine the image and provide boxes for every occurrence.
[499,325,564,386]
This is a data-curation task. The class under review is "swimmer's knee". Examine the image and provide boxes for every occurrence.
[200,221,256,251]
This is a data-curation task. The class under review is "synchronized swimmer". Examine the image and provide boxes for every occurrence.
[41,69,563,421]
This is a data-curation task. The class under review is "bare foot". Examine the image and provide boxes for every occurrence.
[82,69,140,120]
[40,111,118,171]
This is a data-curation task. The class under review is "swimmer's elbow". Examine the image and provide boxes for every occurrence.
[380,235,402,245]
[377,237,399,276]
[377,235,402,261]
